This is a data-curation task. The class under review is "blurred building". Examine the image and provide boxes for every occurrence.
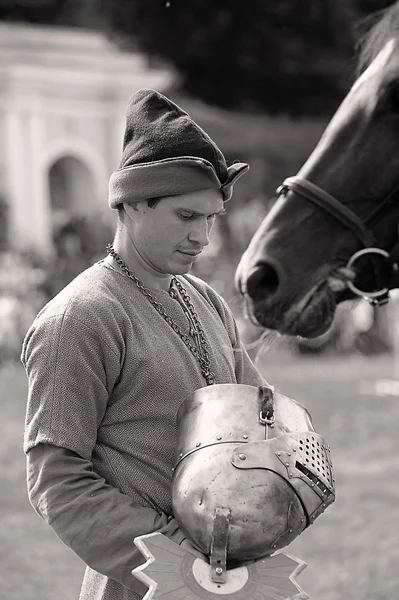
[0,22,173,254]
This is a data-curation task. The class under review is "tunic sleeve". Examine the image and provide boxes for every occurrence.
[22,312,186,591]
[22,312,121,457]
[26,444,185,592]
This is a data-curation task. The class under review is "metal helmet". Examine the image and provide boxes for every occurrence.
[172,383,335,563]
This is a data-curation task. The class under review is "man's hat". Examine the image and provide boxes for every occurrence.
[109,89,249,208]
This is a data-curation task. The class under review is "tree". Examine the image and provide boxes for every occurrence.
[100,0,358,117]
[0,0,102,28]
[1,0,394,116]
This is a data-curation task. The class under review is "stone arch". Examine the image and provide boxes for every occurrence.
[49,155,95,216]
[40,137,109,219]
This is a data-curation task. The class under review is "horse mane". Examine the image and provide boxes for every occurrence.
[356,1,399,76]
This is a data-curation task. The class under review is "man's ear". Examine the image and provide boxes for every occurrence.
[123,202,139,222]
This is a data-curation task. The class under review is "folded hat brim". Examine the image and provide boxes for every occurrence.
[109,157,249,208]
[223,162,250,201]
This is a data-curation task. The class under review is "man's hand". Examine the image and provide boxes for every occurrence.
[179,537,208,562]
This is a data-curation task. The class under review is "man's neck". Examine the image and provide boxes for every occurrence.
[111,233,172,292]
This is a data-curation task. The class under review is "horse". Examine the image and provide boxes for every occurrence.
[235,2,399,339]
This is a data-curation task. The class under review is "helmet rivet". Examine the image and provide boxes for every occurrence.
[293,448,297,452]
[238,453,247,460]
[180,453,183,457]
[289,529,293,533]
[285,462,289,467]
[273,544,277,548]
[196,442,201,447]
[243,434,248,439]
[276,452,281,456]
[215,567,223,575]
[287,453,291,457]
[270,424,275,428]
[216,436,222,440]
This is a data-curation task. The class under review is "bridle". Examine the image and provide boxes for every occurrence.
[276,176,399,306]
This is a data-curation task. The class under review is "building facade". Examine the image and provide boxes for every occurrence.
[0,22,173,254]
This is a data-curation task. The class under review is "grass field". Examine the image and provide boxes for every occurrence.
[1,351,399,600]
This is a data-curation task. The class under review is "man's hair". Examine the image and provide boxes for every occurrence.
[147,198,161,209]
[116,198,161,219]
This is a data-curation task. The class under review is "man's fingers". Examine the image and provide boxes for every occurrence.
[179,538,208,561]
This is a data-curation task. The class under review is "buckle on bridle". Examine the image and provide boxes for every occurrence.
[346,247,391,305]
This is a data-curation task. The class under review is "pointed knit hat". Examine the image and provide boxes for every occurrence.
[109,89,249,208]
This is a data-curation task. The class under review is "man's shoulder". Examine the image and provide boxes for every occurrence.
[183,273,220,299]
[36,261,123,325]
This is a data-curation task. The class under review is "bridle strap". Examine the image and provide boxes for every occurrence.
[279,176,377,248]
[277,175,399,304]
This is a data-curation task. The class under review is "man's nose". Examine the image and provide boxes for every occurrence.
[188,221,211,246]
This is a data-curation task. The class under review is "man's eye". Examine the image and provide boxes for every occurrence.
[178,213,193,220]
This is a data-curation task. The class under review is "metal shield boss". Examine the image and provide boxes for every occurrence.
[172,384,335,562]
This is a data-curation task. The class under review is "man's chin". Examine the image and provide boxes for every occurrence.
[173,252,200,273]
[172,260,194,275]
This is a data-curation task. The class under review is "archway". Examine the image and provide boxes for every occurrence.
[46,154,112,294]
[49,155,95,218]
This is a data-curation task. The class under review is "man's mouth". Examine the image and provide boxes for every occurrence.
[178,249,202,257]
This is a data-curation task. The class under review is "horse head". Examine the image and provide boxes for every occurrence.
[235,3,399,338]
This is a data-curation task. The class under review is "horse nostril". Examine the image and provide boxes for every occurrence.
[246,262,280,300]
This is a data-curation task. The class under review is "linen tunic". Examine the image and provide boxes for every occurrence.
[22,257,267,600]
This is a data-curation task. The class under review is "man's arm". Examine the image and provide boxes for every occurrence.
[21,310,192,591]
[27,443,185,592]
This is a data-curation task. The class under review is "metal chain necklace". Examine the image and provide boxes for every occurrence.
[106,243,215,386]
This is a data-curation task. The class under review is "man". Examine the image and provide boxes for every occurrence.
[22,89,268,600]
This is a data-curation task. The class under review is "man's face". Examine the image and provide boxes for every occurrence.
[130,189,225,275]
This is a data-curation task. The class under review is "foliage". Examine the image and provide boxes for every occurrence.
[0,1,396,116]
[0,0,103,28]
[100,0,357,117]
